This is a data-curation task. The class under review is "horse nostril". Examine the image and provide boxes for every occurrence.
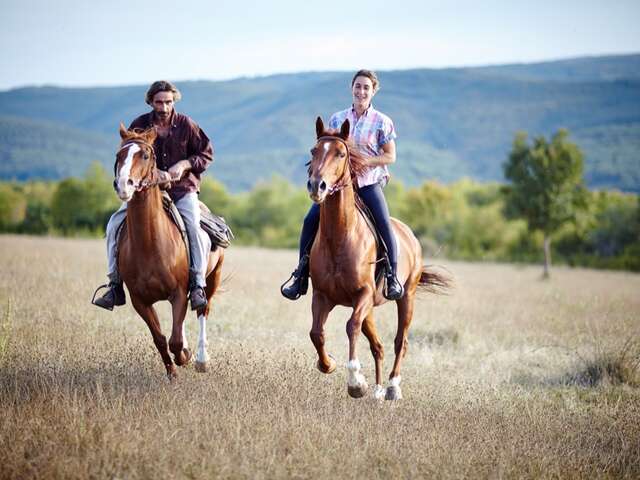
[319,181,327,192]
[127,179,134,186]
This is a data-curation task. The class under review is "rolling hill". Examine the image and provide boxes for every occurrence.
[1,54,639,192]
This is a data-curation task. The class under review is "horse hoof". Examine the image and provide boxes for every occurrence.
[385,385,403,401]
[316,355,337,374]
[182,348,193,366]
[165,364,177,380]
[373,384,386,400]
[348,383,368,399]
[195,361,208,373]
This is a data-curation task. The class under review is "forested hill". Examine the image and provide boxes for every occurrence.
[1,54,639,192]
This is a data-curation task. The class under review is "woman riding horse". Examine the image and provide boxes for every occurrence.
[281,69,404,301]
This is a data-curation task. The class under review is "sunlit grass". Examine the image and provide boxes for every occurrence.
[0,235,638,479]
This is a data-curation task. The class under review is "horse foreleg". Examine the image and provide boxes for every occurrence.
[310,291,336,374]
[387,289,417,400]
[346,291,374,398]
[169,294,190,367]
[362,312,385,400]
[131,298,176,379]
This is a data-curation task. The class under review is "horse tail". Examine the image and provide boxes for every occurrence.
[417,265,453,295]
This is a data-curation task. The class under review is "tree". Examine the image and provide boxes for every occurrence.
[503,129,587,278]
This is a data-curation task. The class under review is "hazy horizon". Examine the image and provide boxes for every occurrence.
[2,0,639,91]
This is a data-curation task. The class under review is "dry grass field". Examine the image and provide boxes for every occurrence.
[0,234,639,479]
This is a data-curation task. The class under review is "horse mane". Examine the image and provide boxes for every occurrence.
[319,129,369,189]
[122,127,154,146]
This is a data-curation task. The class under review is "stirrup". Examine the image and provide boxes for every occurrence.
[280,254,309,300]
[384,273,405,300]
[91,283,116,310]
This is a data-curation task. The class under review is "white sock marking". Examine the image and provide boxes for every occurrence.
[196,313,209,363]
[346,359,366,388]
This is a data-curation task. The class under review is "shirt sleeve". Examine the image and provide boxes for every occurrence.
[378,115,397,146]
[187,120,213,174]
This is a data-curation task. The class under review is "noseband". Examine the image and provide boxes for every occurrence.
[310,136,353,195]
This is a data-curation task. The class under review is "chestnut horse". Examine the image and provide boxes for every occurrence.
[307,117,450,400]
[113,124,224,378]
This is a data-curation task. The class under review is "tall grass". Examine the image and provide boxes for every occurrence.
[0,235,638,479]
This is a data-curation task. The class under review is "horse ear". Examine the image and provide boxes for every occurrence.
[119,122,128,140]
[316,116,325,138]
[142,127,157,145]
[339,119,350,140]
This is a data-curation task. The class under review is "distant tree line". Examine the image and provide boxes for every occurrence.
[0,131,638,273]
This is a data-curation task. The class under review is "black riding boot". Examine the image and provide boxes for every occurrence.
[189,271,208,311]
[92,273,126,310]
[384,260,405,301]
[281,254,309,300]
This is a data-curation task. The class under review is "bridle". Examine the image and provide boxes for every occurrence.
[310,136,353,195]
[114,139,166,191]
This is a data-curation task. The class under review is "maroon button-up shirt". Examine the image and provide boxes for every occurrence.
[129,110,213,201]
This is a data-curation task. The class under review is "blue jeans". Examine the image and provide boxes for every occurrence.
[298,183,398,270]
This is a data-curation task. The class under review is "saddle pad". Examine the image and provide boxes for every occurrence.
[161,192,234,251]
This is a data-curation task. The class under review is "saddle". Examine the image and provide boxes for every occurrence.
[114,193,233,272]
[161,192,234,255]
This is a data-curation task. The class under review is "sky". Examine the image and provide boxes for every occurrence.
[1,0,639,91]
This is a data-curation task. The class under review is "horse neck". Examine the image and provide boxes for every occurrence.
[125,187,168,247]
[319,184,359,246]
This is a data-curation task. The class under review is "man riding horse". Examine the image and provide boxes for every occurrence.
[93,80,213,311]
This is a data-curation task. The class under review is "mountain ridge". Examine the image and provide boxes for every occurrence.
[1,54,638,192]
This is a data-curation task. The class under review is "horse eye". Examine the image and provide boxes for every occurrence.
[310,148,317,155]
[143,154,149,160]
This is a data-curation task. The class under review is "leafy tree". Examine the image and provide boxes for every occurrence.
[503,129,587,277]
[0,184,27,230]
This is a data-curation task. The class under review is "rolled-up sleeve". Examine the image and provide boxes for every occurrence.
[187,121,213,174]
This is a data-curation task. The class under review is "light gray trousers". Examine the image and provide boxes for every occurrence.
[105,192,211,287]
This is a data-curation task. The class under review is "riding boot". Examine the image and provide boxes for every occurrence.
[384,259,405,301]
[92,273,126,310]
[281,254,310,300]
[188,274,208,311]
[190,286,207,311]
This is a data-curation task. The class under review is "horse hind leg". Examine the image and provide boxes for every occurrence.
[131,298,176,379]
[362,312,385,400]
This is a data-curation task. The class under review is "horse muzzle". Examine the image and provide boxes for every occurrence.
[114,176,138,202]
[307,178,328,203]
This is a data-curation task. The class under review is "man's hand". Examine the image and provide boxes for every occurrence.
[168,159,192,181]
[157,170,173,187]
